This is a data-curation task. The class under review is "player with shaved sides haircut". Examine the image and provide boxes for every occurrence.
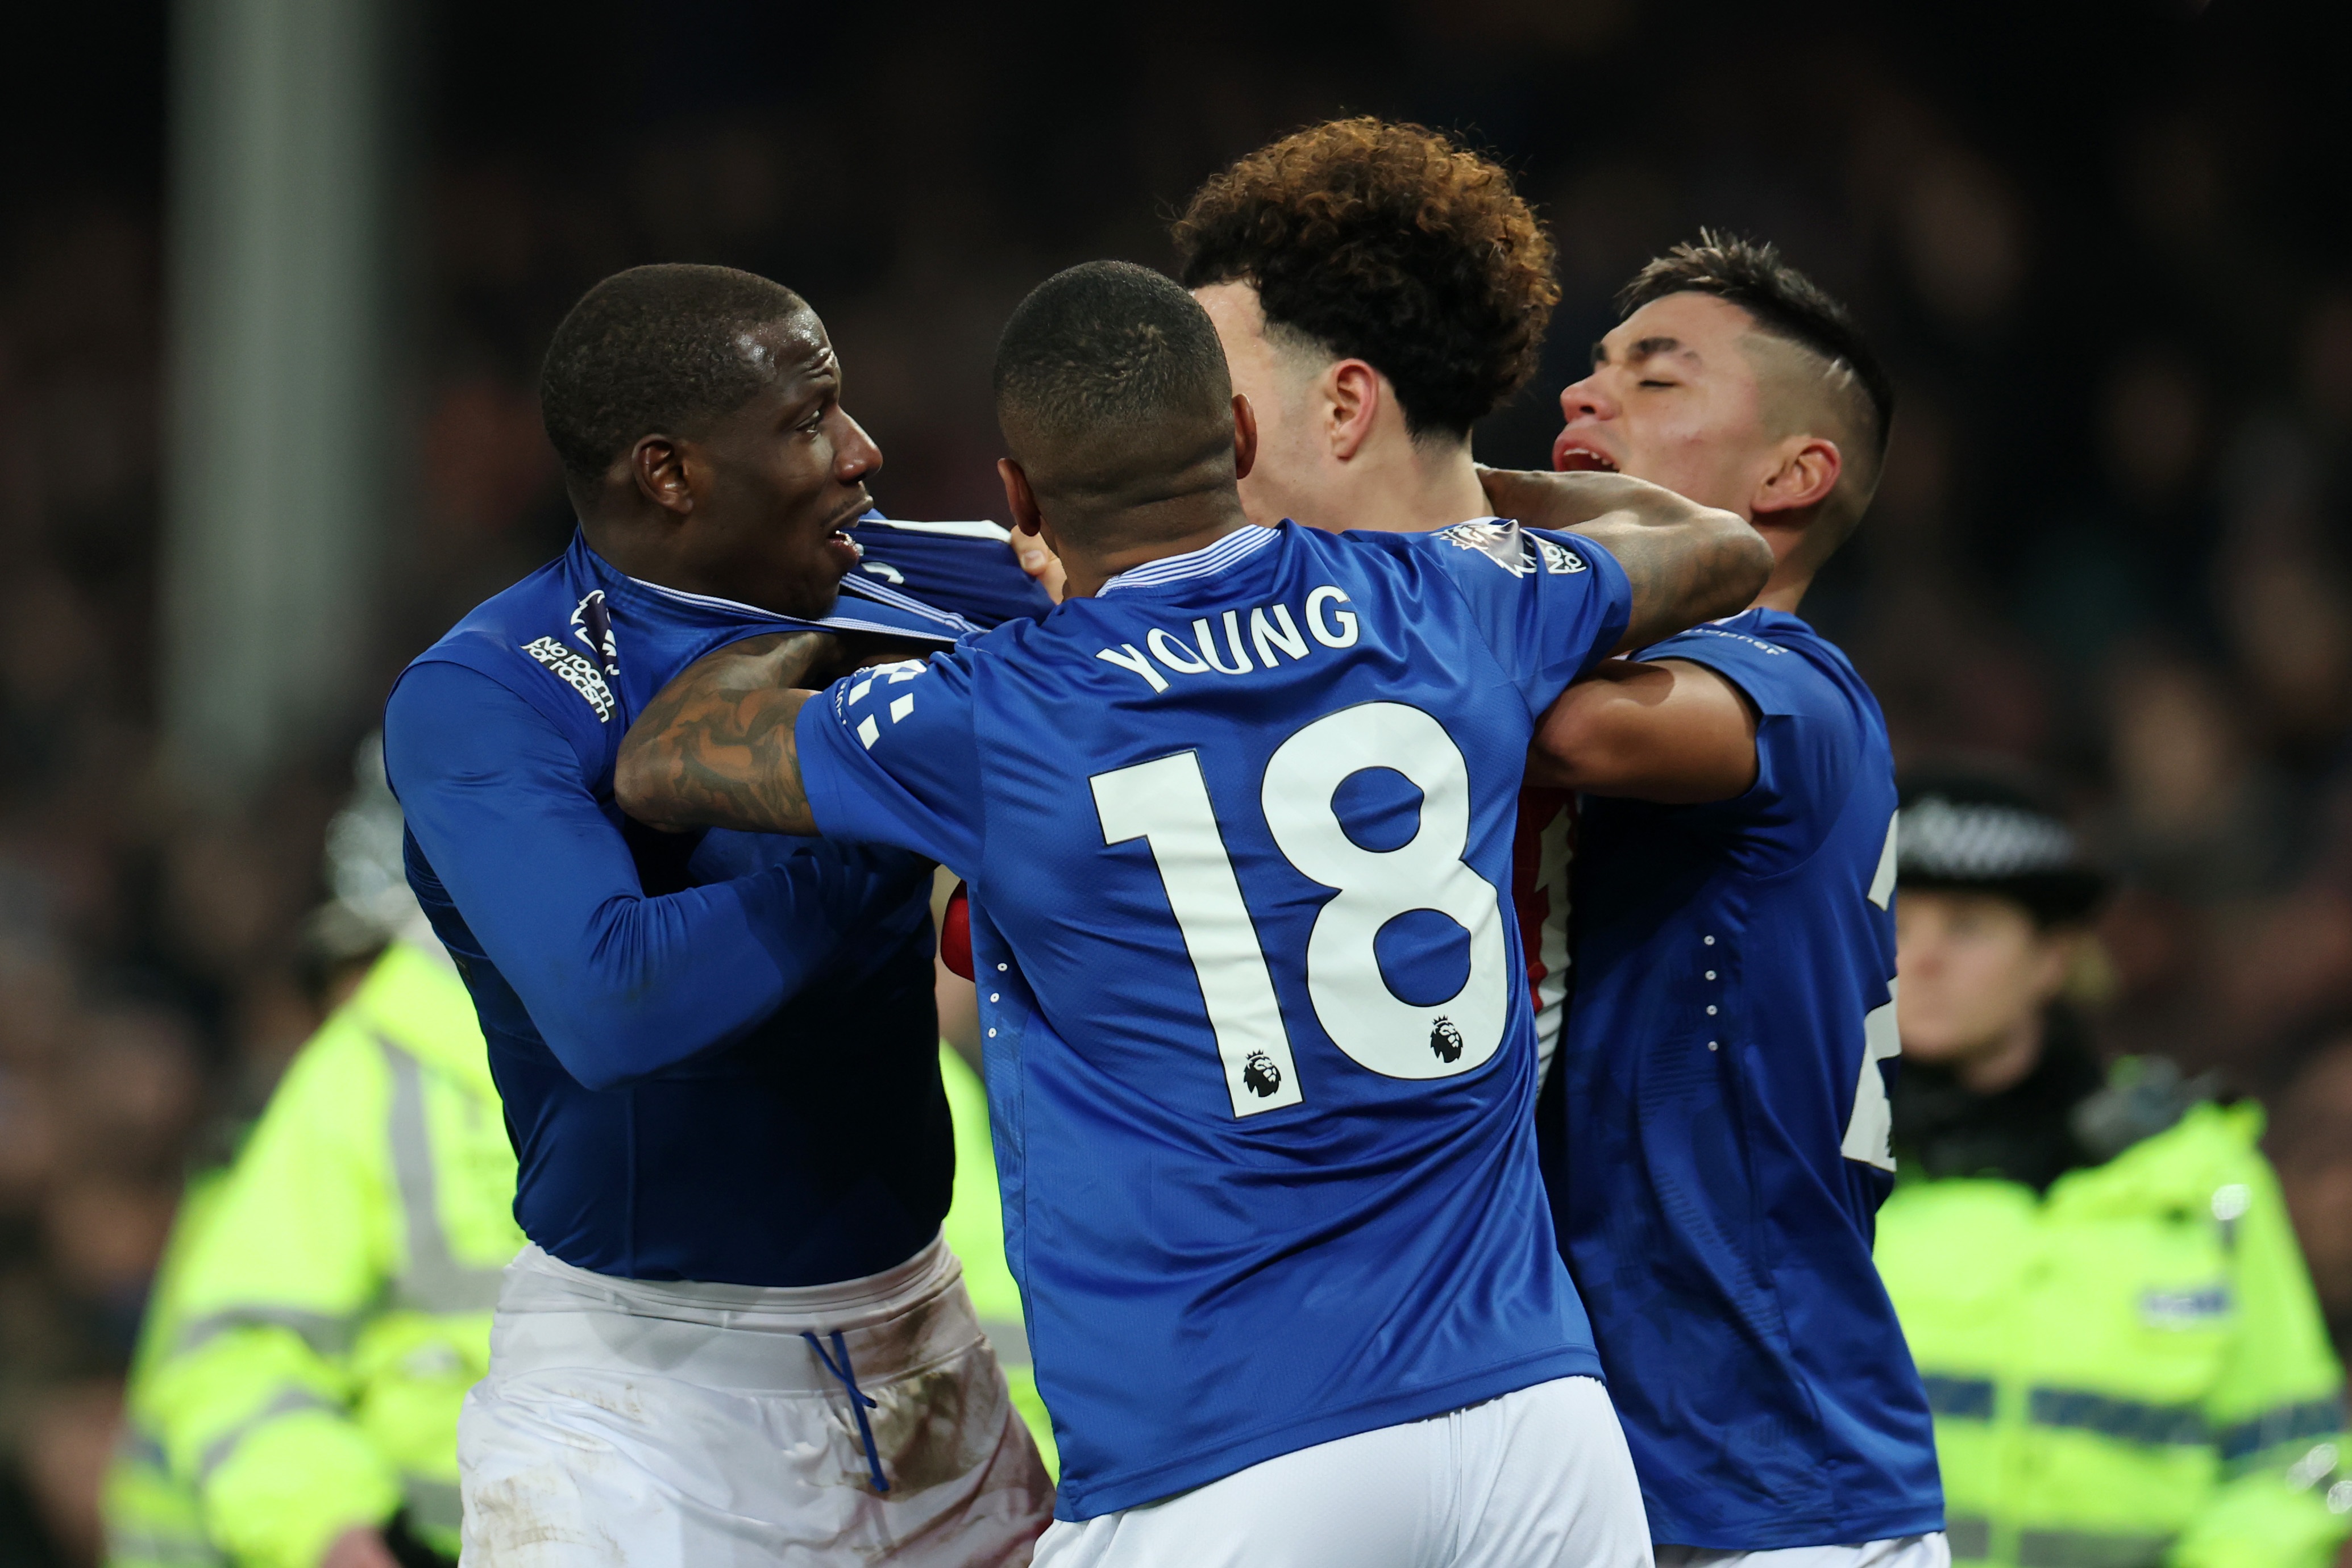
[616,259,1770,1565]
[1554,230,1893,598]
[1513,235,1942,1566]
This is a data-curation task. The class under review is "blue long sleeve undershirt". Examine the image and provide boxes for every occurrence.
[384,659,919,1093]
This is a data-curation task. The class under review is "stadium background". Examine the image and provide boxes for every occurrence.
[0,0,2347,1558]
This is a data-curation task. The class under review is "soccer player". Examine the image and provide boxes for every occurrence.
[1512,238,1946,1566]
[1175,117,1584,1083]
[381,265,1053,1565]
[613,259,1771,1564]
[1179,140,1942,1559]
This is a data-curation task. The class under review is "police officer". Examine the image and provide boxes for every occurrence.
[1876,767,2351,1568]
[107,756,1053,1567]
[105,748,524,1568]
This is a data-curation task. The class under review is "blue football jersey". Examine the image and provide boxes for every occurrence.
[845,512,1058,629]
[1552,608,1942,1550]
[794,518,1630,1518]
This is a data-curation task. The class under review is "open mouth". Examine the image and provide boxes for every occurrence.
[824,497,872,556]
[1552,432,1620,474]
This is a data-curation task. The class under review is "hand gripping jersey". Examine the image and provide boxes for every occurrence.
[792,518,1631,1519]
[843,512,1057,629]
[383,523,1028,1287]
[1551,608,1942,1550]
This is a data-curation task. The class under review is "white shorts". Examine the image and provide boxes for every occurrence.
[458,1234,1052,1567]
[1032,1375,1650,1568]
[1653,1536,1950,1568]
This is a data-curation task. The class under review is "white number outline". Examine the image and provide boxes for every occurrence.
[1091,702,1509,1117]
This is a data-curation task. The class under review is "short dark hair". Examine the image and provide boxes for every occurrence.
[539,264,807,484]
[1173,117,1559,440]
[1619,231,1893,459]
[993,260,1232,508]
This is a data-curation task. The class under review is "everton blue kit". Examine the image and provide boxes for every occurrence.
[842,513,1056,628]
[1551,608,1942,1549]
[791,518,1630,1519]
[384,522,1033,1287]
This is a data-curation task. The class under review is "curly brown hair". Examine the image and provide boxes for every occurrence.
[1173,118,1559,439]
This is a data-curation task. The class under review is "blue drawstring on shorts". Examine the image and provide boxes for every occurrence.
[804,1330,890,1494]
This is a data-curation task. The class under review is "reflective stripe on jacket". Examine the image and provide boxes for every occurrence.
[117,939,521,1568]
[1877,1097,2350,1568]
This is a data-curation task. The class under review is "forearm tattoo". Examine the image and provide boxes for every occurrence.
[616,633,826,835]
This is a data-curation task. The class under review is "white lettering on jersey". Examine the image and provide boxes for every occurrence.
[1095,645,1169,692]
[1249,604,1309,666]
[1305,588,1357,647]
[1094,587,1359,693]
[1535,536,1588,576]
[520,637,615,722]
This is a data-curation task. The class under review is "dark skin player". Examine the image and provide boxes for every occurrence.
[580,306,882,622]
[321,290,891,1568]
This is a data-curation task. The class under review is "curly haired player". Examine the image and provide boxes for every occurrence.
[1175,117,1585,1090]
[1178,128,1944,1566]
[1176,116,1558,538]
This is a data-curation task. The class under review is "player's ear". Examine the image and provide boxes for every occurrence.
[631,435,695,519]
[1752,435,1841,518]
[1326,360,1381,461]
[999,457,1044,537]
[1232,394,1258,482]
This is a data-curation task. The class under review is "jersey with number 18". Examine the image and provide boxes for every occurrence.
[792,517,1630,1520]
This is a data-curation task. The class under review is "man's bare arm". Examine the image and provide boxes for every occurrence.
[1477,468,1771,652]
[614,633,833,835]
[1527,658,1759,803]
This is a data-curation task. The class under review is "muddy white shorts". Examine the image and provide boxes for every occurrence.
[457,1234,1052,1566]
[1653,1536,1950,1568]
[1031,1375,1650,1568]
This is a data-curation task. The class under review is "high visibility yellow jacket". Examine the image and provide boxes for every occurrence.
[110,939,522,1568]
[938,1042,1058,1478]
[106,1163,235,1567]
[1877,1093,2350,1568]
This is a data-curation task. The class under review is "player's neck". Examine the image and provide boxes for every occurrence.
[1057,494,1260,600]
[1753,575,1810,614]
[1750,515,1816,615]
[1327,432,1489,534]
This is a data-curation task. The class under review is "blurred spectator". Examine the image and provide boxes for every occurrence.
[2272,1039,2352,1361]
[106,745,520,1568]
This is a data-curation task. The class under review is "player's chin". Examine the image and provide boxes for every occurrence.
[764,550,849,623]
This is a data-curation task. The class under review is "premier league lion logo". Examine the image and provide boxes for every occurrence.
[1429,1018,1465,1063]
[1241,1050,1283,1099]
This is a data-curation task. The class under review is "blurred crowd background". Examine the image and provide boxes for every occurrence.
[0,0,2346,1559]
